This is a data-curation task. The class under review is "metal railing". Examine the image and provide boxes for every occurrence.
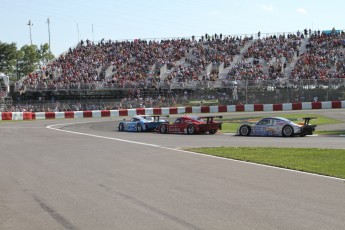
[14,78,345,92]
[9,79,345,111]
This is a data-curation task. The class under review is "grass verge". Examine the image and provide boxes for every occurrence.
[186,147,345,179]
[316,130,345,135]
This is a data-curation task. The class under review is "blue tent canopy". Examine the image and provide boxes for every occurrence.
[322,30,342,35]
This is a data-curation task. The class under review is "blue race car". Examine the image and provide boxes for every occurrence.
[118,115,168,132]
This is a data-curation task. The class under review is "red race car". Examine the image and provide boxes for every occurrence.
[158,115,222,134]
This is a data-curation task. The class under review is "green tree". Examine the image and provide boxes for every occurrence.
[17,45,40,78]
[15,49,25,80]
[0,41,17,76]
[38,43,55,66]
[0,42,55,81]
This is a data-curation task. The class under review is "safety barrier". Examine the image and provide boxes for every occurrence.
[1,101,344,121]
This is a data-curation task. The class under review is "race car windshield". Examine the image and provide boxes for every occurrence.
[143,116,154,121]
[191,116,205,122]
[276,117,294,123]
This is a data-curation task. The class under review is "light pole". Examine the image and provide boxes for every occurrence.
[27,20,33,45]
[77,23,80,43]
[46,18,51,52]
[92,24,94,43]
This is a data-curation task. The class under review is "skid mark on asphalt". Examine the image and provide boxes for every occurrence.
[47,122,344,181]
[32,195,78,230]
[98,184,202,230]
[6,176,78,229]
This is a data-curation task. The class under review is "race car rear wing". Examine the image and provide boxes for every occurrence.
[148,115,169,122]
[199,115,223,123]
[302,117,317,126]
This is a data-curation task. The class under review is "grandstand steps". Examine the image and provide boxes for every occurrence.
[283,61,296,78]
[159,56,190,82]
[105,65,115,79]
[299,37,309,55]
[260,58,270,76]
[185,49,195,61]
[229,40,253,69]
[175,57,186,66]
[218,40,254,78]
[148,63,156,76]
[96,66,103,75]
[159,64,173,82]
[53,68,62,80]
[283,37,309,78]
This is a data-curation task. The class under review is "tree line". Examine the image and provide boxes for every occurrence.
[0,41,54,80]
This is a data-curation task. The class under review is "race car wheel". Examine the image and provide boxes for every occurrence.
[118,123,124,131]
[282,125,294,137]
[136,123,143,132]
[187,125,195,134]
[239,125,251,136]
[159,124,168,134]
[209,129,217,135]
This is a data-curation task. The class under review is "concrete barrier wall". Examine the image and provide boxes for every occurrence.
[1,101,345,121]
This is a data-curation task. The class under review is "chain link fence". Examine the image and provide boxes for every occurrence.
[8,79,345,112]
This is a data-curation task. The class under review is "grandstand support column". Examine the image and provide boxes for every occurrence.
[245,80,248,104]
[326,78,331,101]
[299,80,302,102]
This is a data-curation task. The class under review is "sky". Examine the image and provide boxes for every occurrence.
[1,0,345,56]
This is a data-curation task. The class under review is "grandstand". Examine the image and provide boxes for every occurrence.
[8,30,345,112]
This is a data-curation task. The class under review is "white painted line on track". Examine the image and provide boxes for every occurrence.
[0,127,44,129]
[47,122,161,148]
[47,122,345,182]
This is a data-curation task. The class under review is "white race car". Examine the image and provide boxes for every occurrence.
[237,117,316,137]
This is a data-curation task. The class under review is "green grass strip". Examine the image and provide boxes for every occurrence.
[316,130,345,135]
[186,147,345,179]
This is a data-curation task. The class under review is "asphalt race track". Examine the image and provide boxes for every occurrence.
[1,109,345,230]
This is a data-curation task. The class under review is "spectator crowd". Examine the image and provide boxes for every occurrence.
[8,29,345,112]
[16,29,345,92]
